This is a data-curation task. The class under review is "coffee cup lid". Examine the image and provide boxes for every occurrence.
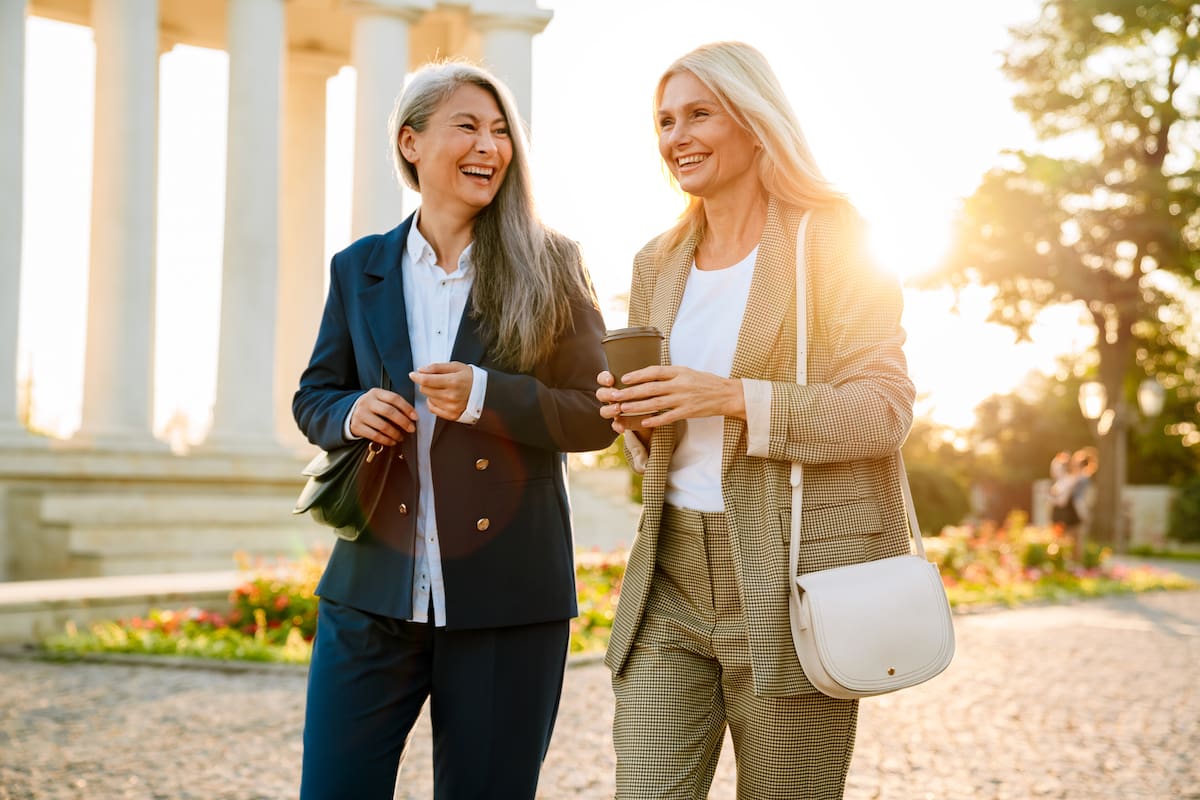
[602,326,664,343]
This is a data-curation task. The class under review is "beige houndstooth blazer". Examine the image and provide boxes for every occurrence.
[604,196,917,697]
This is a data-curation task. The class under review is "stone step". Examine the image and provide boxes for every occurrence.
[0,571,239,643]
[41,493,301,526]
[67,553,278,578]
[66,523,323,557]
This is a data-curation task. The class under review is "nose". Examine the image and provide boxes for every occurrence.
[475,130,498,154]
[663,121,690,150]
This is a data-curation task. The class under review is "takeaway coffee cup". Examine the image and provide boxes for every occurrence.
[602,326,664,430]
[602,326,664,388]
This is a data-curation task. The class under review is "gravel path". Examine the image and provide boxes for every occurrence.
[2,589,1197,799]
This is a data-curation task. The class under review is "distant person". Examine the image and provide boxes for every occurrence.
[1049,450,1081,528]
[1070,447,1099,556]
[595,41,917,798]
[1048,448,1097,561]
[293,61,613,799]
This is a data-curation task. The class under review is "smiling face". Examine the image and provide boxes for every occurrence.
[656,70,761,201]
[398,82,513,221]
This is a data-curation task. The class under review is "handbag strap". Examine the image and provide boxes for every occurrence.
[788,212,926,596]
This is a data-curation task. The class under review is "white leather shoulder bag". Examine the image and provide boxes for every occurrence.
[787,211,955,699]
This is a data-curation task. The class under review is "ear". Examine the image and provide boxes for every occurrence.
[398,125,419,165]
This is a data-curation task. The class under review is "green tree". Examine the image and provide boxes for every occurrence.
[921,0,1200,545]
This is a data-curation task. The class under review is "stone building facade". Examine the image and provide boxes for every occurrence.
[0,0,552,580]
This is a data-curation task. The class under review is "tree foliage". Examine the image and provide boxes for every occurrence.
[926,0,1198,349]
[919,0,1200,541]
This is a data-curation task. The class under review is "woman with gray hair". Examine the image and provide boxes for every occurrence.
[597,41,916,797]
[294,60,613,799]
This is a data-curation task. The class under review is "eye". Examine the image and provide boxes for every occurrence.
[493,126,509,137]
[658,116,674,129]
[691,109,710,120]
[457,122,476,132]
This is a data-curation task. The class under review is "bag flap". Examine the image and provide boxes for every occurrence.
[294,445,364,515]
[301,445,359,479]
[796,555,954,692]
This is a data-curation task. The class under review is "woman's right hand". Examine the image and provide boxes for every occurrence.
[597,370,653,447]
[596,371,626,433]
[349,388,419,447]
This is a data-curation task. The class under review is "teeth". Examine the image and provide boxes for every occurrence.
[678,154,706,166]
[461,166,494,177]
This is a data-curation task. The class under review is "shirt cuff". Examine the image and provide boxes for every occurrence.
[456,365,487,424]
[343,393,365,441]
[623,430,648,474]
[742,378,773,458]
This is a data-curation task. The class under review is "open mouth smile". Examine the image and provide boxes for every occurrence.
[461,165,496,182]
[676,154,708,169]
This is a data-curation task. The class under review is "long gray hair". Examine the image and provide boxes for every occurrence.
[388,61,596,372]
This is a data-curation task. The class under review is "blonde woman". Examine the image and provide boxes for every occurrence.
[597,42,916,798]
[295,62,613,799]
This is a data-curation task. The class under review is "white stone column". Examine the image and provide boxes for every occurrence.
[0,0,27,444]
[276,50,340,450]
[473,3,552,130]
[206,0,285,452]
[76,0,161,449]
[346,1,426,240]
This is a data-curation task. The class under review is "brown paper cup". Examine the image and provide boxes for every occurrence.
[601,326,664,388]
[602,326,664,430]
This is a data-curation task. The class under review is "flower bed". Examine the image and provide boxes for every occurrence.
[43,520,1194,664]
[928,513,1195,608]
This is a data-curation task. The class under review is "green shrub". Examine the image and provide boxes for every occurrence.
[905,463,970,535]
[1167,474,1200,543]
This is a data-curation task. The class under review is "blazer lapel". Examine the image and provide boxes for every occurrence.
[721,198,797,479]
[641,229,699,497]
[728,197,795,383]
[650,230,698,368]
[360,215,417,407]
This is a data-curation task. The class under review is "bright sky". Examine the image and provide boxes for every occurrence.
[18,0,1093,441]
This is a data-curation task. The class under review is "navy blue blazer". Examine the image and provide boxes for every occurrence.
[293,214,615,629]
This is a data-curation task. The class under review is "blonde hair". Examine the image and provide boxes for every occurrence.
[388,61,596,371]
[655,41,846,252]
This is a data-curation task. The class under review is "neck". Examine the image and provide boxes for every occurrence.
[416,207,477,274]
[696,184,768,270]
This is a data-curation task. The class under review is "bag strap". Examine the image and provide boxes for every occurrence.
[788,212,926,597]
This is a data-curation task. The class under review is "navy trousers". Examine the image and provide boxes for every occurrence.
[300,598,571,800]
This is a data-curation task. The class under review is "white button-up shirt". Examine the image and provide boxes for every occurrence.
[344,213,488,626]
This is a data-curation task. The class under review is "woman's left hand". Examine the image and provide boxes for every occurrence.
[411,362,474,421]
[607,365,745,428]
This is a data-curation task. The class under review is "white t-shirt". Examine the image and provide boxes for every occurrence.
[664,247,758,512]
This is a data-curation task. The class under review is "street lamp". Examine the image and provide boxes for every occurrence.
[1078,381,1106,419]
[1078,381,1114,435]
[1137,377,1166,418]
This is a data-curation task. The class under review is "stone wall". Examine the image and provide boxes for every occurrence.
[0,445,324,581]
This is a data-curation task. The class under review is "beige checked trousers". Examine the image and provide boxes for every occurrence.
[612,506,858,799]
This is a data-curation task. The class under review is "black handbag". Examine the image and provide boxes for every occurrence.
[292,371,396,541]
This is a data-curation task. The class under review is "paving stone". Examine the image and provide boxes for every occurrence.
[0,590,1196,798]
